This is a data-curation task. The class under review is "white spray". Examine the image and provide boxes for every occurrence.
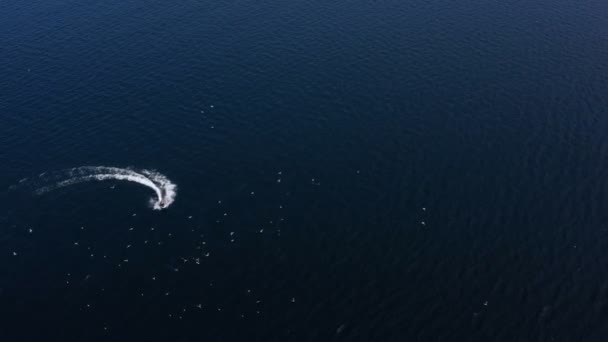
[32,166,177,210]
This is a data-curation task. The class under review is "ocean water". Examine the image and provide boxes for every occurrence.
[2,0,608,340]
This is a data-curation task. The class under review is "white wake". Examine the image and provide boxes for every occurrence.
[33,166,177,210]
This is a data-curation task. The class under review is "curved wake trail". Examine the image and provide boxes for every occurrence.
[27,166,177,210]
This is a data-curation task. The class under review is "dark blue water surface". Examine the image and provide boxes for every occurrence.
[2,0,608,340]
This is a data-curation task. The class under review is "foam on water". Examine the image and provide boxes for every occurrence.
[31,166,177,210]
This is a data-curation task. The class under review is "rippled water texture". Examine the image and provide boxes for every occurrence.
[2,0,608,340]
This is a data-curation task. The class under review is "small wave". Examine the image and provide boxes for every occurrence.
[26,166,176,210]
